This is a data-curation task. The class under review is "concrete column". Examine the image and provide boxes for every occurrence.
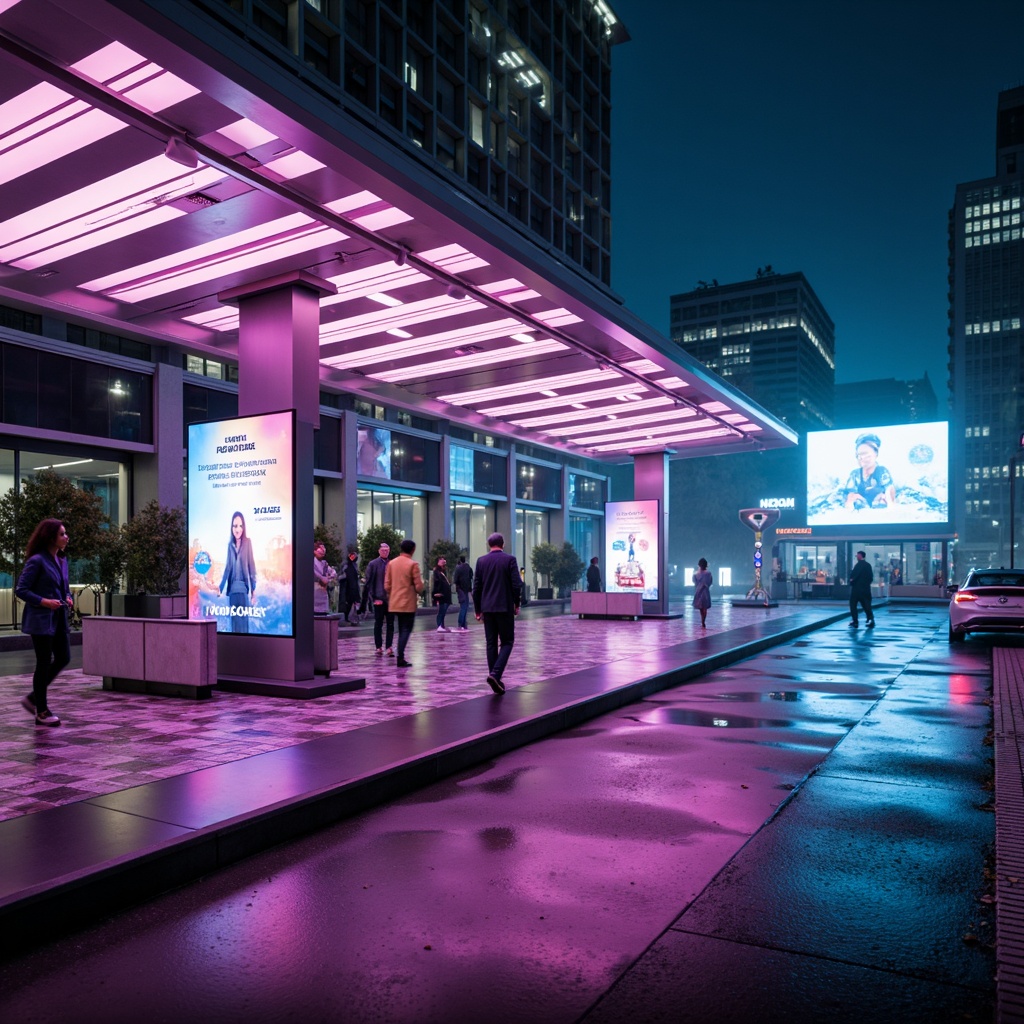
[134,362,184,511]
[633,451,670,616]
[426,434,452,546]
[217,271,336,682]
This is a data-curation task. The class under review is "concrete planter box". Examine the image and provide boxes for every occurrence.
[111,594,187,619]
[83,616,217,698]
[570,591,643,619]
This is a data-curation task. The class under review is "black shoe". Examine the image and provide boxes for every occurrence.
[20,694,36,715]
[849,621,858,628]
[396,659,412,668]
[35,709,60,727]
[486,674,505,695]
[866,620,875,628]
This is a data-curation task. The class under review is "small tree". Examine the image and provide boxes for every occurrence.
[0,467,108,580]
[357,522,404,573]
[314,522,344,569]
[92,522,126,593]
[425,537,465,576]
[121,500,187,594]
[551,541,587,596]
[530,542,560,589]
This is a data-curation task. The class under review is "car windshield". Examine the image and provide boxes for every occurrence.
[968,573,1024,588]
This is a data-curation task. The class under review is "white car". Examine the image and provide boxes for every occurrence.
[948,568,1024,642]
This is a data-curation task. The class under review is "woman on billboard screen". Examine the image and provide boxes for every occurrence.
[219,511,258,632]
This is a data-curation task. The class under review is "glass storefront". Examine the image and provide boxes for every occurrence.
[356,488,426,550]
[515,507,549,590]
[775,539,949,592]
[450,500,494,562]
[569,513,600,582]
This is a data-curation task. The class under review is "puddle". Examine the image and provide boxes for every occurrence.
[644,708,795,729]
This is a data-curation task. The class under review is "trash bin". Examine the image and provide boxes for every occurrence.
[313,613,341,675]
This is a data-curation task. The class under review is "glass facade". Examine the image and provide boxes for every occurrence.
[356,488,426,550]
[450,500,494,563]
[516,460,560,503]
[516,507,549,591]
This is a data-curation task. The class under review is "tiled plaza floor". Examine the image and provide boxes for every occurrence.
[0,603,788,822]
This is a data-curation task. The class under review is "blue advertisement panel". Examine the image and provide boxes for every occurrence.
[187,410,295,637]
[806,421,949,527]
[604,499,659,601]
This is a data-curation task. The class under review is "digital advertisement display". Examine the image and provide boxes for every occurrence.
[604,499,659,601]
[806,421,949,527]
[187,410,295,637]
[357,426,391,478]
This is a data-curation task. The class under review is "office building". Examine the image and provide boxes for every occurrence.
[948,85,1024,571]
[669,269,835,434]
[833,373,938,428]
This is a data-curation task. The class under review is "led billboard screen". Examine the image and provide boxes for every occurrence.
[806,421,949,527]
[187,410,295,636]
[356,426,391,478]
[604,499,659,600]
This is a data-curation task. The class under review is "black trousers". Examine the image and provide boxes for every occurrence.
[30,621,70,712]
[850,589,873,623]
[372,602,395,650]
[482,611,516,680]
[394,611,415,660]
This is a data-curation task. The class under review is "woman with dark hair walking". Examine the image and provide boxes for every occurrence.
[16,518,74,726]
[692,557,713,629]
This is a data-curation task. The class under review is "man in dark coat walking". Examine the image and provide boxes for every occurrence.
[849,550,874,629]
[472,532,522,695]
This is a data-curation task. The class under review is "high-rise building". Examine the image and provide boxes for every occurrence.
[949,86,1024,571]
[669,270,835,433]
[834,373,938,428]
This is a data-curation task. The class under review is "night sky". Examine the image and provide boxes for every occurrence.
[608,0,1024,391]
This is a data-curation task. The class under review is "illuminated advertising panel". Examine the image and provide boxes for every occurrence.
[604,499,659,600]
[187,410,295,637]
[356,426,391,478]
[806,421,949,527]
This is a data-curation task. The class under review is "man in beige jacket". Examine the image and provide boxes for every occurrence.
[384,538,424,668]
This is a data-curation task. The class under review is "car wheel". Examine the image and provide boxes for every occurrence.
[948,624,963,643]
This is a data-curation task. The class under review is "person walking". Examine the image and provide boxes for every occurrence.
[453,555,473,631]
[339,546,362,625]
[385,539,424,668]
[361,542,395,656]
[432,557,452,632]
[849,549,875,628]
[692,557,713,628]
[473,532,522,695]
[313,541,336,615]
[586,556,602,592]
[15,518,74,726]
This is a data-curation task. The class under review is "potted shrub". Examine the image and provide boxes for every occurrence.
[113,500,187,618]
[530,542,560,600]
[551,541,586,599]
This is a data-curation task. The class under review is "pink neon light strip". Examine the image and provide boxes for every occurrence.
[569,415,710,444]
[263,151,325,179]
[485,385,652,419]
[539,407,694,438]
[319,295,483,344]
[322,264,429,305]
[510,394,669,426]
[217,118,278,151]
[417,244,490,273]
[438,368,619,406]
[323,318,527,369]
[373,339,566,383]
[585,427,740,453]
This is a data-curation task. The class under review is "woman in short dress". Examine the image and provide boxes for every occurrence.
[692,557,712,628]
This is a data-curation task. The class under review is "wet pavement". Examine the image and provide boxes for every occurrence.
[0,603,997,1022]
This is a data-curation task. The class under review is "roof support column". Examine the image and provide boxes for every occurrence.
[633,451,670,616]
[217,271,336,683]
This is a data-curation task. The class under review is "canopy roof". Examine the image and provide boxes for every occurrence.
[0,0,797,463]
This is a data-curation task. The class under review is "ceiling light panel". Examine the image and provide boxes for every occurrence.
[372,338,566,383]
[438,367,621,406]
[319,294,483,344]
[534,405,691,437]
[510,394,670,426]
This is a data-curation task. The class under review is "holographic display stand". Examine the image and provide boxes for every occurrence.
[732,508,780,608]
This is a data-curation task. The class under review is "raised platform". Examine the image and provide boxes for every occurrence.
[217,673,366,699]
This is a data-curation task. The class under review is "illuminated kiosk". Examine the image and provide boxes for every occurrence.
[732,508,780,608]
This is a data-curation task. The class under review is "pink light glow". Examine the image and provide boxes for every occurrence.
[536,407,696,440]
[322,263,429,304]
[510,394,668,426]
[82,213,348,302]
[326,190,380,213]
[73,42,152,85]
[323,317,527,369]
[0,1,22,14]
[622,358,665,375]
[183,306,237,330]
[534,308,583,326]
[569,415,711,445]
[585,427,737,453]
[417,244,489,273]
[263,151,325,179]
[373,338,566,383]
[438,368,620,406]
[354,207,414,230]
[318,294,483,344]
[76,43,199,111]
[217,118,277,151]
[700,401,731,413]
[480,278,526,295]
[653,376,689,389]
[0,157,225,268]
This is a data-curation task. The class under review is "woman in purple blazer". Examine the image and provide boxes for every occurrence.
[15,518,74,726]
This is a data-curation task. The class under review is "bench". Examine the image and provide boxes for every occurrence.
[570,591,643,620]
[83,617,218,699]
